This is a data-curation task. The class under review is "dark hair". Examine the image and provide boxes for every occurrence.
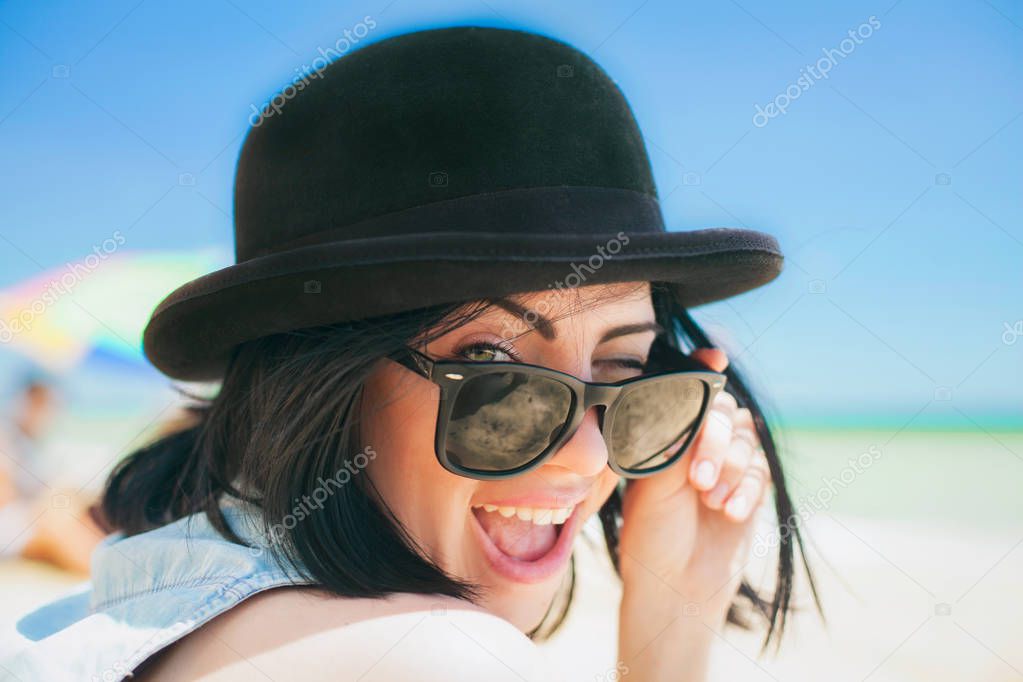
[97,280,820,648]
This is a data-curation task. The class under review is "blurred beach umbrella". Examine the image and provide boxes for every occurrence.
[0,249,226,374]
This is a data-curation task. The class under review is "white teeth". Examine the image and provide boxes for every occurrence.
[533,509,553,525]
[551,508,571,524]
[472,504,575,526]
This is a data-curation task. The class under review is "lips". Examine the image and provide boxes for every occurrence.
[468,501,584,584]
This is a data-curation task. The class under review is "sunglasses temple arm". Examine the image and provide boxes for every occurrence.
[391,345,435,379]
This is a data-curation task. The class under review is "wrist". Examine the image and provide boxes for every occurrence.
[618,586,723,682]
[621,578,731,629]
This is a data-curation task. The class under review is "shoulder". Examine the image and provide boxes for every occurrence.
[136,587,552,682]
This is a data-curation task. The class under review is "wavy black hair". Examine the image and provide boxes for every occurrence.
[97,280,821,648]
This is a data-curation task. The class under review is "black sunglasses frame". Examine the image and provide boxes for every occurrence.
[390,342,727,481]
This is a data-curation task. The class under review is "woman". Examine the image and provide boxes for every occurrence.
[4,25,818,681]
[0,374,104,575]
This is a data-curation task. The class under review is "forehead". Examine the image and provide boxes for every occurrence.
[487,281,655,338]
[509,281,651,314]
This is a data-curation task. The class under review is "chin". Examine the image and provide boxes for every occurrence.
[483,562,572,634]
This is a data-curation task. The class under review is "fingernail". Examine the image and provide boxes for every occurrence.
[725,494,748,520]
[694,460,716,488]
[707,480,730,505]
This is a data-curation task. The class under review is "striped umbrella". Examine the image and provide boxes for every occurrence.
[0,249,227,374]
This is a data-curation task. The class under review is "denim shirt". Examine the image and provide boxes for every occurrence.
[1,499,310,681]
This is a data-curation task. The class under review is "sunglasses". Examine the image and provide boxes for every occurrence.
[389,337,727,480]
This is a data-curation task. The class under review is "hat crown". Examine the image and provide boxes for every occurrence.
[233,26,659,262]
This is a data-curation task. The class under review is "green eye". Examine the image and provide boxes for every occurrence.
[456,341,515,363]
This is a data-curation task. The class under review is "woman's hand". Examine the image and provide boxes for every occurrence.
[615,348,772,681]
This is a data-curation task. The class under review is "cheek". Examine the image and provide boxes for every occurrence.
[598,471,620,502]
[586,470,621,518]
[362,364,436,478]
[361,367,478,553]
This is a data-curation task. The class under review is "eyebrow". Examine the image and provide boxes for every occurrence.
[490,297,665,344]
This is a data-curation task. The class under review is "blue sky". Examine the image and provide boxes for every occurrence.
[1,0,1020,428]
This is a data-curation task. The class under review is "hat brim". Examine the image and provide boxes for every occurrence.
[142,227,783,381]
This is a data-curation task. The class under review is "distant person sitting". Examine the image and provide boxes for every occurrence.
[0,374,104,574]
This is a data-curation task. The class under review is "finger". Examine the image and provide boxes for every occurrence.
[731,408,774,496]
[732,406,754,433]
[689,347,729,373]
[722,448,771,522]
[688,404,733,491]
[701,431,755,510]
[712,390,738,417]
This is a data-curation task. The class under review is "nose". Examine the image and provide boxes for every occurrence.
[542,406,608,478]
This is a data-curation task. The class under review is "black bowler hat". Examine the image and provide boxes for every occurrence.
[142,25,784,381]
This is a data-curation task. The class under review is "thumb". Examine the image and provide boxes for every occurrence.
[689,347,729,373]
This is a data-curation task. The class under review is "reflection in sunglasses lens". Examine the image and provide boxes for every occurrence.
[445,372,573,472]
[609,376,706,471]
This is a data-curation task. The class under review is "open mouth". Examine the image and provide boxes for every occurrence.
[468,501,583,583]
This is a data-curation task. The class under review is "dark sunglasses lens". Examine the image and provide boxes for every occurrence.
[608,376,707,472]
[444,371,574,472]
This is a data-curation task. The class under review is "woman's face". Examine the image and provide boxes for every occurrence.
[362,281,659,631]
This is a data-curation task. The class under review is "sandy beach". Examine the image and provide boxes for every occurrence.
[3,428,1021,680]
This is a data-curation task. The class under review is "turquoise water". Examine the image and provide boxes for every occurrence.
[14,376,1023,534]
[775,427,1023,529]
